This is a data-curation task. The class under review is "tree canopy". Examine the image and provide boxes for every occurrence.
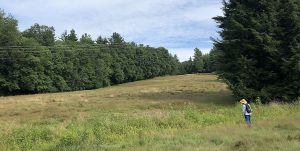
[180,48,216,74]
[213,0,300,102]
[0,9,180,95]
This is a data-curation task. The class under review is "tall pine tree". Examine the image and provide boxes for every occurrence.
[214,0,299,102]
[193,48,204,73]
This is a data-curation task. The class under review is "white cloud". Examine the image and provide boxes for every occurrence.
[0,0,223,61]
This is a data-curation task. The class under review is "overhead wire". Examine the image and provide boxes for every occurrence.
[0,44,169,61]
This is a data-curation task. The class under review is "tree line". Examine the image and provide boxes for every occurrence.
[213,0,300,102]
[180,48,218,74]
[0,10,182,95]
[0,9,220,96]
[6,0,298,103]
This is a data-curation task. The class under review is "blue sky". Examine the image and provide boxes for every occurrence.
[0,0,223,61]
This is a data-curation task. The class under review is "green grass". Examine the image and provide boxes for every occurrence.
[0,74,299,151]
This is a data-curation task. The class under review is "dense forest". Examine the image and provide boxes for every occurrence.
[0,9,215,95]
[180,48,218,74]
[2,0,299,103]
[214,0,300,102]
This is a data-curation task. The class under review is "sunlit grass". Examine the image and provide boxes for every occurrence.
[0,74,299,151]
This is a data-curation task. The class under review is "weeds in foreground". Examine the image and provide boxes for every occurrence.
[0,102,299,151]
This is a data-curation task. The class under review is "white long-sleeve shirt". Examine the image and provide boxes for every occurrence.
[242,104,252,115]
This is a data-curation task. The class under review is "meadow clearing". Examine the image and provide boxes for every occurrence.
[0,74,299,151]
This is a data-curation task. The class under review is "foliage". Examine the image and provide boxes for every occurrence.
[0,74,299,150]
[60,29,78,43]
[0,9,180,95]
[0,10,20,46]
[213,0,300,102]
[193,48,204,73]
[180,48,216,74]
[22,23,55,46]
[79,33,94,44]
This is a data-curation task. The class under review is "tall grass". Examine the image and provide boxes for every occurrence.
[0,74,299,151]
[1,102,299,151]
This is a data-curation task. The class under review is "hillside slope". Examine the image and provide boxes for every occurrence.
[0,74,299,151]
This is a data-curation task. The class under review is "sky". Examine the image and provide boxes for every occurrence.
[0,0,223,61]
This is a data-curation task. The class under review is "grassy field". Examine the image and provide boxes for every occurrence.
[0,74,299,151]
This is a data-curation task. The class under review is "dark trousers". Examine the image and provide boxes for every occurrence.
[244,115,251,125]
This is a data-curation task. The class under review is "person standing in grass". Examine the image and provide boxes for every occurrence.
[240,99,252,127]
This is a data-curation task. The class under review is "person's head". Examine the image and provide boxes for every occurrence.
[240,99,247,104]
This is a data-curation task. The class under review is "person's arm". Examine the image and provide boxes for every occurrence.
[242,105,246,114]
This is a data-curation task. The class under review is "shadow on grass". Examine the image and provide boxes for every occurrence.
[136,90,235,107]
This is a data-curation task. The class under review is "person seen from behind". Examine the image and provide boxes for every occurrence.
[240,99,252,127]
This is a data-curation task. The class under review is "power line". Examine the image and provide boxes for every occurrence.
[0,44,152,49]
[0,44,164,52]
[0,48,165,54]
[0,47,149,51]
[0,45,172,60]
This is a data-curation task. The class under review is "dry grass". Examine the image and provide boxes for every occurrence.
[0,74,233,124]
[0,74,299,151]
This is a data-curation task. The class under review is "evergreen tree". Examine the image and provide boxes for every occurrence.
[96,36,108,45]
[68,29,78,42]
[60,30,68,42]
[61,29,78,42]
[208,47,220,72]
[193,48,204,73]
[80,33,94,44]
[202,54,211,73]
[213,0,300,102]
[274,0,300,101]
[109,32,124,44]
[181,57,194,74]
